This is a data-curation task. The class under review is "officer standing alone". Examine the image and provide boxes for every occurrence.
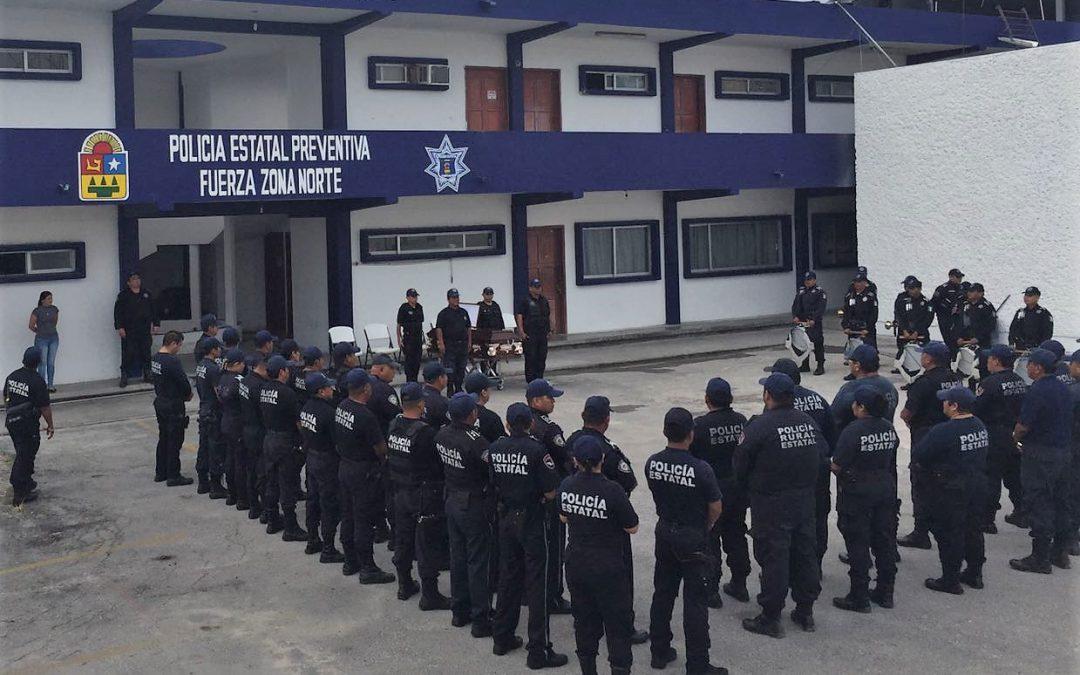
[516,278,552,383]
[4,347,54,506]
[114,271,158,387]
[559,434,640,675]
[790,271,827,375]
[436,288,472,395]
[151,331,193,486]
[396,289,425,383]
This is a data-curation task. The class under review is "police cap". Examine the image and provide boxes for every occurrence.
[764,358,800,384]
[423,361,448,381]
[572,434,605,464]
[22,346,42,369]
[758,372,796,396]
[850,344,879,369]
[916,341,951,364]
[304,371,332,392]
[506,402,533,426]
[705,377,733,405]
[254,330,277,347]
[266,355,288,378]
[948,268,964,278]
[1038,340,1065,361]
[583,395,612,418]
[301,345,323,365]
[464,371,492,394]
[936,386,976,406]
[344,367,371,391]
[224,348,245,364]
[980,344,1014,365]
[1028,348,1057,370]
[199,313,220,331]
[526,378,563,400]
[448,392,479,420]
[400,382,424,403]
[1024,286,1040,296]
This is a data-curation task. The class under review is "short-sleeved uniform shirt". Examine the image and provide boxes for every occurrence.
[689,408,748,485]
[259,378,300,441]
[239,371,266,430]
[436,306,471,346]
[299,396,336,454]
[216,371,244,436]
[894,293,934,335]
[974,370,1027,445]
[531,409,569,476]
[195,357,222,418]
[1020,376,1073,449]
[386,415,442,487]
[369,378,402,439]
[151,352,191,402]
[475,405,507,444]
[31,305,58,338]
[832,375,899,432]
[488,433,561,510]
[515,293,551,335]
[912,416,989,475]
[333,399,384,462]
[421,386,449,431]
[832,416,899,500]
[1008,305,1054,350]
[733,407,825,496]
[791,286,827,322]
[904,366,963,442]
[566,427,638,496]
[646,447,722,531]
[435,421,491,495]
[396,302,425,343]
[3,366,49,429]
[559,472,639,558]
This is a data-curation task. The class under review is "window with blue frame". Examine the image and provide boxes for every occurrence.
[368,56,450,91]
[681,216,792,278]
[0,40,81,81]
[808,75,855,103]
[359,225,504,263]
[812,212,858,268]
[714,71,789,101]
[0,242,85,283]
[578,66,656,96]
[575,220,661,286]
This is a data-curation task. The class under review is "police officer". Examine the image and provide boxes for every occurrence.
[1066,350,1080,555]
[1009,348,1074,573]
[195,337,228,499]
[931,268,965,347]
[830,388,900,612]
[832,346,899,431]
[842,271,879,350]
[559,434,640,675]
[489,402,567,668]
[898,341,963,549]
[477,287,505,330]
[973,344,1028,532]
[193,313,221,363]
[369,352,402,546]
[239,353,268,521]
[646,407,725,672]
[437,393,493,625]
[436,288,472,395]
[735,374,824,638]
[791,271,828,376]
[114,271,158,387]
[953,283,997,374]
[334,368,395,584]
[396,288,425,383]
[254,329,277,359]
[1008,287,1054,351]
[465,371,506,443]
[1039,339,1072,384]
[911,386,989,593]
[516,278,552,383]
[150,331,193,486]
[527,378,572,614]
[892,276,933,370]
[4,347,54,506]
[690,378,750,607]
[386,382,445,604]
[846,266,878,297]
[300,371,346,564]
[330,342,362,403]
[295,346,325,408]
[566,396,649,644]
[216,348,248,510]
[260,355,306,542]
[221,325,241,352]
[421,361,450,431]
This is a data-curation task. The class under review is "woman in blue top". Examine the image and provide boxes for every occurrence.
[28,291,59,392]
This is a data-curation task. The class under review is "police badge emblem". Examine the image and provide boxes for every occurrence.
[424,134,470,193]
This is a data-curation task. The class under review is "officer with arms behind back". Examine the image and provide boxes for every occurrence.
[516,278,552,383]
[194,337,227,499]
[735,374,825,639]
[1008,286,1054,351]
[4,347,54,506]
[791,271,827,375]
[489,402,568,669]
[369,353,403,546]
[1066,350,1080,555]
[830,388,900,612]
[466,371,506,443]
[114,271,158,387]
[260,355,307,543]
[527,378,572,615]
[973,344,1028,532]
[151,331,194,486]
[559,434,640,675]
[299,371,347,564]
[396,289,425,383]
[216,348,248,509]
[421,361,451,431]
[646,407,726,674]
[239,354,269,521]
[690,378,750,607]
[436,288,472,395]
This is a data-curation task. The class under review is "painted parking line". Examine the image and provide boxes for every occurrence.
[0,531,187,577]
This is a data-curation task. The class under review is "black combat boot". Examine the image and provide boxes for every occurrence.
[723,578,750,602]
[1004,510,1030,529]
[742,613,784,638]
[1068,539,1080,557]
[281,511,307,542]
[358,559,395,585]
[397,568,419,601]
[166,475,194,487]
[799,360,811,373]
[319,532,346,564]
[577,654,598,675]
[959,565,984,589]
[264,510,284,535]
[208,477,228,500]
[418,576,452,610]
[706,589,724,609]
[832,592,871,613]
[1051,546,1071,570]
[341,555,361,576]
[790,605,816,632]
[197,476,211,495]
[813,362,825,376]
[629,627,649,644]
[526,648,568,670]
[924,576,964,594]
[897,530,932,549]
[305,533,323,555]
[1010,538,1052,574]
[869,584,894,608]
[649,646,677,669]
[247,498,262,520]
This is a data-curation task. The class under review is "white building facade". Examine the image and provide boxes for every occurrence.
[2,0,1077,383]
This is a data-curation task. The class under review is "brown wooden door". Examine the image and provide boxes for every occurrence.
[523,69,561,131]
[264,231,293,338]
[466,66,508,131]
[526,226,567,335]
[674,74,706,133]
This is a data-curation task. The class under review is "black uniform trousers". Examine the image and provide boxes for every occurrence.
[241,426,264,511]
[836,484,898,599]
[707,483,751,592]
[936,314,954,349]
[749,491,821,619]
[649,522,711,672]
[984,433,1024,525]
[263,432,300,515]
[1069,447,1080,542]
[567,549,633,672]
[306,450,340,546]
[339,458,383,566]
[909,428,932,534]
[924,471,968,583]
[120,331,152,378]
[807,323,825,365]
[442,343,469,395]
[7,422,41,498]
[814,464,832,562]
[523,335,549,383]
[153,398,186,480]
[392,483,444,580]
[401,336,422,383]
[196,415,226,481]
[493,504,551,655]
[221,423,245,504]
[445,490,492,622]
[546,504,567,603]
[1020,444,1072,549]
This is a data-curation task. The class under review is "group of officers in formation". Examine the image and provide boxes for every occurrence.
[3,268,1077,675]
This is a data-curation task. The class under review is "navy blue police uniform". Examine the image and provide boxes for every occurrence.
[215,355,246,507]
[973,355,1028,528]
[4,360,50,502]
[1066,357,1080,548]
[1008,301,1053,351]
[151,348,192,483]
[791,276,827,370]
[195,352,226,495]
[931,277,965,346]
[436,298,471,395]
[238,360,267,519]
[114,283,157,382]
[477,299,505,330]
[369,370,402,545]
[530,399,571,612]
[259,360,303,536]
[893,287,934,357]
[952,295,997,374]
[422,375,450,433]
[842,286,879,348]
[396,297,425,383]
[516,287,552,383]
[299,375,344,562]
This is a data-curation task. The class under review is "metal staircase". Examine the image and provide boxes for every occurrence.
[997,6,1040,47]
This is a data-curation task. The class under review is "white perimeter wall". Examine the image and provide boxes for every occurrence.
[856,42,1080,342]
[0,207,119,384]
[0,5,115,128]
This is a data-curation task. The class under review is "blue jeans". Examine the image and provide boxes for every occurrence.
[34,335,58,387]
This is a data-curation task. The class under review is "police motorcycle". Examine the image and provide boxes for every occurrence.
[786,321,814,368]
[885,319,925,384]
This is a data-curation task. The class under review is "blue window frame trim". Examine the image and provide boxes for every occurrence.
[680,215,793,279]
[578,65,657,97]
[0,241,86,283]
[367,56,450,91]
[0,39,82,81]
[358,224,504,263]
[714,70,790,101]
[811,211,857,269]
[574,219,662,287]
[807,74,854,103]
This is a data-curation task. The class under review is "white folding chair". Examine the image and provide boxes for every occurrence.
[502,313,517,332]
[363,323,399,363]
[328,325,356,349]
